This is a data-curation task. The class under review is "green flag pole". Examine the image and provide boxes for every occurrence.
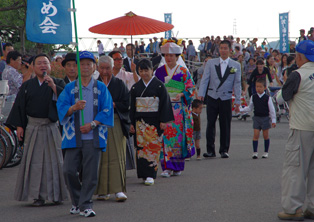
[71,0,84,125]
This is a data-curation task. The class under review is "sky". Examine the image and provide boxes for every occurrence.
[73,0,313,50]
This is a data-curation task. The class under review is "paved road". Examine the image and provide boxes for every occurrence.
[0,111,290,222]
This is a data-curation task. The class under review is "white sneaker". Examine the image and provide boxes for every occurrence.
[252,153,258,159]
[115,192,127,202]
[144,177,154,186]
[97,194,110,200]
[262,153,268,158]
[80,209,96,217]
[161,170,171,178]
[185,158,190,161]
[173,171,182,176]
[70,205,80,214]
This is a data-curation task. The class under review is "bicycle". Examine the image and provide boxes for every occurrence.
[0,123,14,168]
[0,131,7,169]
[0,123,23,168]
[0,80,23,169]
[0,81,9,169]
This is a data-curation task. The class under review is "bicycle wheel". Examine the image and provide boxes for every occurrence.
[284,102,290,121]
[271,97,281,122]
[0,125,14,167]
[0,134,7,169]
[4,125,17,157]
[5,131,23,168]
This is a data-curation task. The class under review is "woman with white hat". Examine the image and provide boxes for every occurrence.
[155,40,196,178]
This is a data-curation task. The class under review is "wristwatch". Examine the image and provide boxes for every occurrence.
[90,121,97,129]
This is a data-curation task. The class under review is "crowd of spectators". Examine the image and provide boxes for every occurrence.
[1,26,314,220]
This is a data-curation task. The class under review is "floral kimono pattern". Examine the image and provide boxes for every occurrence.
[155,65,195,172]
[130,77,174,179]
[136,119,163,174]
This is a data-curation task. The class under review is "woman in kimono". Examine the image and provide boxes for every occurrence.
[130,59,174,185]
[155,41,196,178]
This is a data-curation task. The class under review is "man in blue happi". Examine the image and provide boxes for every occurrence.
[57,51,114,217]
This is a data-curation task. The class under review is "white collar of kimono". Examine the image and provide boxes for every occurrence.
[165,63,179,79]
[143,76,154,87]
[66,76,74,83]
[157,56,189,71]
[38,77,44,86]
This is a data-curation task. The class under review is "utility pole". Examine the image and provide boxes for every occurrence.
[233,19,237,35]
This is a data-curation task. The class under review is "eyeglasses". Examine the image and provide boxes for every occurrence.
[113,58,122,61]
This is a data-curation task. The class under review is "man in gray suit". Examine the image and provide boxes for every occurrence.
[198,40,241,158]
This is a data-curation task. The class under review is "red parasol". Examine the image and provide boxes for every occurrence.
[89,11,174,42]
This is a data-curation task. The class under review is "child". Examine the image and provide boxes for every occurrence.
[247,59,273,95]
[240,78,276,159]
[129,59,174,186]
[192,99,203,160]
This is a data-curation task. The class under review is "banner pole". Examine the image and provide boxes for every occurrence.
[71,0,84,125]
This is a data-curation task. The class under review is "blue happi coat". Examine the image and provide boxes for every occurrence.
[57,80,114,151]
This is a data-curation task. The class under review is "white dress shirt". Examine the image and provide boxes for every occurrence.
[220,57,230,77]
[127,57,132,68]
[240,92,276,123]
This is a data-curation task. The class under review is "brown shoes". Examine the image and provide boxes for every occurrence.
[278,208,304,221]
[278,208,314,221]
[304,209,314,219]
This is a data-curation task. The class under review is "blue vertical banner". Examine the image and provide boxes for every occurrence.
[279,12,289,53]
[26,0,72,44]
[164,13,172,39]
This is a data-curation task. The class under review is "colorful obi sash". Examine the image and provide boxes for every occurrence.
[165,79,185,99]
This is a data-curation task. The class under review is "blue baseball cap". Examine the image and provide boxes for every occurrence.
[264,52,270,59]
[79,51,96,63]
[296,40,314,62]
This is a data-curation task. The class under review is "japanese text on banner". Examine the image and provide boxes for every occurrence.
[26,0,72,44]
[279,12,289,53]
[164,13,172,39]
[39,1,60,34]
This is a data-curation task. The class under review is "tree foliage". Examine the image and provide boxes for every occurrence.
[0,0,26,43]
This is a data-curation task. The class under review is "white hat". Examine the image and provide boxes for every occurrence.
[160,42,182,54]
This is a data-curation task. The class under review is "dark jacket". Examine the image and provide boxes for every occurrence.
[98,75,130,137]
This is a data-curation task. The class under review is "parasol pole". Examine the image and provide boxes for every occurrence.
[71,0,84,124]
[131,35,133,60]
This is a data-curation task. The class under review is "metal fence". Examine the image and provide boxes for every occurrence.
[62,36,299,52]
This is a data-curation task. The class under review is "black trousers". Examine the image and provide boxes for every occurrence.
[206,96,232,155]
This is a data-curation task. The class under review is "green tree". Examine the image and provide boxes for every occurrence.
[0,0,26,52]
